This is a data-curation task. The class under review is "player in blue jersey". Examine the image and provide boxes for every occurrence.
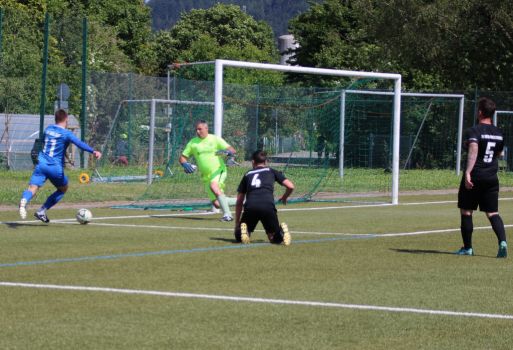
[19,109,102,222]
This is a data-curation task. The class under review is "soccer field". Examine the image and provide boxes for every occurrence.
[1,195,513,349]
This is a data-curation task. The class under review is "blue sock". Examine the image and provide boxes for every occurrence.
[43,190,65,210]
[21,190,33,204]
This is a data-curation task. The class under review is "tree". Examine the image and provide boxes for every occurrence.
[0,0,154,115]
[288,0,387,86]
[147,0,312,38]
[82,0,155,74]
[354,0,513,91]
[289,0,513,91]
[0,4,43,113]
[153,3,279,80]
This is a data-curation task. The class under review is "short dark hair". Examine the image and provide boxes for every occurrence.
[195,120,208,127]
[478,97,496,119]
[55,109,68,123]
[252,150,267,164]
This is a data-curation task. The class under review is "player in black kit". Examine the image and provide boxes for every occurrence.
[457,97,507,258]
[234,150,295,245]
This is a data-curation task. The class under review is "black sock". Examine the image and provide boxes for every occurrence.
[489,214,506,244]
[234,228,242,243]
[461,215,473,249]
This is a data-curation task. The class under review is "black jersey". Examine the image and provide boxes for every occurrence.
[464,123,504,180]
[237,167,286,209]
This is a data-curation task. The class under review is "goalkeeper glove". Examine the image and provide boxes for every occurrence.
[181,162,196,174]
[226,157,239,167]
[216,149,234,157]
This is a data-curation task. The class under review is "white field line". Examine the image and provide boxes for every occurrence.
[55,221,513,238]
[280,197,513,212]
[0,202,448,226]
[6,198,513,237]
[1,281,512,320]
[84,222,233,232]
[0,210,216,225]
[4,197,513,226]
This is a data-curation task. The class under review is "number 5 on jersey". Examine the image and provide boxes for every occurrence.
[484,141,496,163]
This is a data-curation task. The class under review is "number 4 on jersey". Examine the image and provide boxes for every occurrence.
[251,174,261,188]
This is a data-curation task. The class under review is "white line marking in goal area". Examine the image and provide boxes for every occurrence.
[56,221,513,238]
[1,211,217,225]
[1,282,512,320]
[5,197,513,226]
[280,197,513,212]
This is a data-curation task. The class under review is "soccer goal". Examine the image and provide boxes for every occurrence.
[92,99,214,183]
[493,110,513,171]
[493,110,513,126]
[106,60,403,210]
[340,90,465,176]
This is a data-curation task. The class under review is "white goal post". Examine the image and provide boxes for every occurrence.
[213,59,402,204]
[493,110,513,126]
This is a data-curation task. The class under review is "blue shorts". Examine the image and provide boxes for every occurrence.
[29,162,68,188]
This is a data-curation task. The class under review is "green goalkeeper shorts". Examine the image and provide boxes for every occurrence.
[203,168,227,201]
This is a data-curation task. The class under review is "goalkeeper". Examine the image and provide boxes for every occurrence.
[179,120,236,221]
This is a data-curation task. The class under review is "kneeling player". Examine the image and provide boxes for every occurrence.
[234,150,294,245]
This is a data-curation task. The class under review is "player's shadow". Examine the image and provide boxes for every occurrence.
[210,237,240,244]
[390,248,458,255]
[210,237,268,244]
[1,222,45,229]
[390,248,493,258]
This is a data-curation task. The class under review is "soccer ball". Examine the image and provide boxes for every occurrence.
[76,208,92,224]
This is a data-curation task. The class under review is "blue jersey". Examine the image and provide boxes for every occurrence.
[39,125,93,166]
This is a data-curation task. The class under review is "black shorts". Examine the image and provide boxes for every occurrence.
[457,176,499,212]
[241,206,282,242]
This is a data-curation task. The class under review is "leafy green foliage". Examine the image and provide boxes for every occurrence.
[84,0,155,74]
[289,0,513,91]
[154,3,280,85]
[0,0,153,116]
[147,0,311,38]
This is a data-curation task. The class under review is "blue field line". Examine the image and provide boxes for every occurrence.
[0,235,376,268]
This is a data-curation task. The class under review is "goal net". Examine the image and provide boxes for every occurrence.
[89,62,468,210]
[341,90,465,174]
[91,99,214,183]
[106,60,403,210]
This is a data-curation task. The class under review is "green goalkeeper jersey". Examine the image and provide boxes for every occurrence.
[182,134,230,180]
